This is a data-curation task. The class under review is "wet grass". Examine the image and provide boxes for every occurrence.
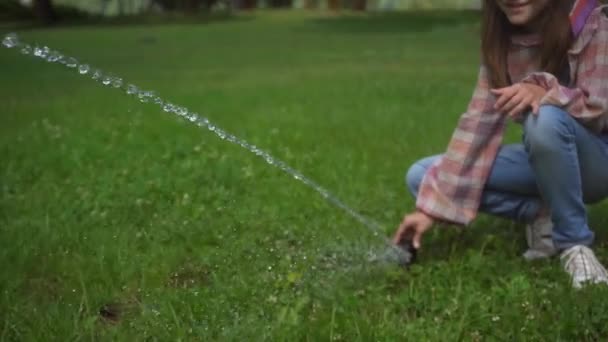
[3,10,608,341]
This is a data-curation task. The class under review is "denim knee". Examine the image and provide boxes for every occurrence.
[523,105,575,152]
[405,162,426,197]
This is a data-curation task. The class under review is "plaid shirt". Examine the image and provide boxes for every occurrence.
[416,1,608,225]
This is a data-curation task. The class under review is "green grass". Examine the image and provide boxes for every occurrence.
[3,10,608,341]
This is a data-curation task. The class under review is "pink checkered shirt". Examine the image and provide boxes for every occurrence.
[416,3,608,225]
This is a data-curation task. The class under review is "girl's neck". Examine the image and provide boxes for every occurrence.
[517,15,546,35]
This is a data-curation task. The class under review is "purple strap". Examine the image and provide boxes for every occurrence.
[571,0,598,37]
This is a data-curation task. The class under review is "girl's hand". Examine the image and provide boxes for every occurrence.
[392,211,435,249]
[491,83,547,119]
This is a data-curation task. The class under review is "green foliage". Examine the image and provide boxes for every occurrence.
[2,10,608,340]
[0,0,33,21]
[0,0,92,23]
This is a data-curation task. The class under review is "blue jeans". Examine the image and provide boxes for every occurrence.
[406,105,608,250]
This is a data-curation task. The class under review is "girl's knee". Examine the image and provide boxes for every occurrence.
[524,105,575,151]
[405,164,423,196]
[405,156,438,197]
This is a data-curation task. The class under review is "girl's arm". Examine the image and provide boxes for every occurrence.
[521,8,608,131]
[415,65,506,225]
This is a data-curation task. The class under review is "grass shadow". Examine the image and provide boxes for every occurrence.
[420,217,525,263]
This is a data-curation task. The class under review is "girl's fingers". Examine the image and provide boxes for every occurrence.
[393,218,411,244]
[490,86,511,95]
[509,101,529,119]
[412,230,422,249]
[494,94,512,111]
[532,101,540,115]
[412,222,431,250]
[500,93,523,114]
[493,87,516,110]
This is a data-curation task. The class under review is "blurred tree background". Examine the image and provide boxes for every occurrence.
[1,0,483,25]
[6,0,608,26]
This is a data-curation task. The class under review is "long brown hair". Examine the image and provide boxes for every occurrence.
[481,0,575,88]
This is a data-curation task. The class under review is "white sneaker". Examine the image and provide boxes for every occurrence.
[560,245,608,289]
[523,215,557,260]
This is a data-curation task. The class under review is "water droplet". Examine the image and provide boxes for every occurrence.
[2,33,19,48]
[176,107,188,116]
[153,97,163,105]
[65,57,78,68]
[91,69,102,80]
[33,46,44,57]
[41,46,50,59]
[125,84,138,95]
[225,134,237,143]
[20,45,32,55]
[111,77,123,88]
[215,129,226,139]
[163,103,174,113]
[138,90,154,103]
[102,77,112,86]
[78,64,90,75]
[46,51,62,63]
[187,114,197,122]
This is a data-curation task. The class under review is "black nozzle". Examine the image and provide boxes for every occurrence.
[396,239,417,267]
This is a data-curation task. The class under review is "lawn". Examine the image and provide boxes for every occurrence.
[3,10,608,341]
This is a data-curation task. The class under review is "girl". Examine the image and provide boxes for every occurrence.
[393,0,608,288]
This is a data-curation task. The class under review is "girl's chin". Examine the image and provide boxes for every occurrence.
[506,14,533,26]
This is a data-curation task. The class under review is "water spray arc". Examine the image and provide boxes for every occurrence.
[2,33,413,265]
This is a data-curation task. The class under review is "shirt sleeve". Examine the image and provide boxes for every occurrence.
[415,65,507,225]
[521,10,608,130]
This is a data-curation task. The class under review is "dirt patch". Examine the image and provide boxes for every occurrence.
[98,297,141,324]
